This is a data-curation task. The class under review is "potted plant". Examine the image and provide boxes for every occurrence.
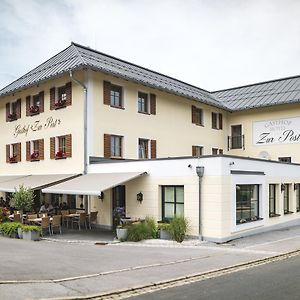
[10,185,35,219]
[30,151,39,160]
[21,225,41,241]
[55,99,66,108]
[29,105,39,114]
[113,206,127,240]
[158,222,171,240]
[0,222,21,238]
[55,150,66,159]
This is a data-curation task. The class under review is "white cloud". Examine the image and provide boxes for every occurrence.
[0,0,300,91]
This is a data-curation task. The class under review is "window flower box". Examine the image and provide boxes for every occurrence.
[8,113,17,121]
[55,150,66,159]
[30,152,39,161]
[54,99,66,109]
[29,105,40,115]
[9,155,17,163]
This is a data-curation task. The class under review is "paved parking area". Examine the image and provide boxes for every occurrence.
[0,225,299,300]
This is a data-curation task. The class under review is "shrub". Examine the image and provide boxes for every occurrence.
[127,217,158,241]
[0,222,21,237]
[169,216,189,243]
[21,225,41,232]
[10,185,35,213]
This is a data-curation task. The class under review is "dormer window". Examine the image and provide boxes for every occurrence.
[26,92,44,116]
[6,99,21,122]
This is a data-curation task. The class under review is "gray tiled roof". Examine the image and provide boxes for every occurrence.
[213,76,300,110]
[0,42,225,109]
[1,42,300,111]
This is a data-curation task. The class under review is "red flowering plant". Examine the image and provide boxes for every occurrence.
[55,99,66,108]
[9,155,17,163]
[55,150,66,158]
[30,151,39,160]
[0,207,9,223]
[29,105,39,114]
[8,113,17,120]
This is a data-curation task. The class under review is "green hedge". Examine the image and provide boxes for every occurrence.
[0,222,21,237]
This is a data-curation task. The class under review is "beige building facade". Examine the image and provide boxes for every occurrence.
[1,42,300,241]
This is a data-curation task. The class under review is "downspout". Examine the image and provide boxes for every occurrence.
[196,166,205,241]
[69,71,88,175]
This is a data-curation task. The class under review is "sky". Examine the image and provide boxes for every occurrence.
[0,0,300,91]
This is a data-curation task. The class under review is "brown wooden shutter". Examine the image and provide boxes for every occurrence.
[38,139,44,160]
[6,145,10,163]
[150,140,157,159]
[65,82,72,106]
[26,96,31,116]
[50,137,55,159]
[39,91,44,113]
[103,81,111,105]
[16,99,21,119]
[65,134,72,158]
[104,134,111,158]
[192,146,197,157]
[219,113,223,130]
[150,93,156,115]
[191,106,197,124]
[16,143,21,162]
[50,87,56,110]
[26,141,31,161]
[6,103,10,122]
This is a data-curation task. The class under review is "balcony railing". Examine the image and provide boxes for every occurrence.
[228,135,245,150]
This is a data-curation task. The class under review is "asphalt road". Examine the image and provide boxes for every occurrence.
[129,254,300,300]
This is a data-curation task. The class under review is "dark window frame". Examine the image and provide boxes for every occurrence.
[111,135,123,158]
[269,184,279,217]
[296,184,300,212]
[192,145,203,157]
[162,185,184,221]
[138,138,149,159]
[110,84,123,108]
[138,92,149,114]
[278,157,291,163]
[194,107,203,126]
[236,184,260,224]
[283,184,292,214]
[212,148,218,155]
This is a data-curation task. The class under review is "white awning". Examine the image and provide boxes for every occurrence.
[42,172,147,196]
[0,174,77,193]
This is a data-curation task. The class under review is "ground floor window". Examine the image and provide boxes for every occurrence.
[236,184,259,224]
[296,184,300,212]
[162,186,184,221]
[269,184,279,217]
[283,184,292,214]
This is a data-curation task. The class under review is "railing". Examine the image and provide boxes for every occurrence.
[228,135,245,150]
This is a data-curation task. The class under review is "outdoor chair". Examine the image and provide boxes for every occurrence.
[39,217,51,236]
[88,211,98,229]
[61,210,70,228]
[13,213,21,223]
[51,215,62,235]
[72,212,87,230]
[27,213,37,220]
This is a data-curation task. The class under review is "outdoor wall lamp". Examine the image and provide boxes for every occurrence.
[196,166,205,178]
[281,184,286,192]
[98,191,104,201]
[137,192,143,203]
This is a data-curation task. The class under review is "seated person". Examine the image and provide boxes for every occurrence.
[60,202,69,210]
[39,202,54,213]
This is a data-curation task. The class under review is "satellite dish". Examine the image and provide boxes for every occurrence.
[258,151,270,160]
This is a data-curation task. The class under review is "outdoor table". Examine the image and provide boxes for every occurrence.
[28,217,53,225]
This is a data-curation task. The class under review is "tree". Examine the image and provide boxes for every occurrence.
[10,185,35,213]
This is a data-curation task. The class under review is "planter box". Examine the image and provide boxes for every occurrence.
[159,229,171,240]
[116,228,128,240]
[17,228,23,239]
[23,230,41,241]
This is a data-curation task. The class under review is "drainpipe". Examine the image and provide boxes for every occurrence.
[69,71,88,175]
[196,166,205,241]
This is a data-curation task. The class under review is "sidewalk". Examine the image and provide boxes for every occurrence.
[0,226,300,300]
